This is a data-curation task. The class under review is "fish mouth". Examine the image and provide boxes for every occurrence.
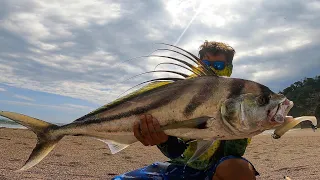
[268,99,294,124]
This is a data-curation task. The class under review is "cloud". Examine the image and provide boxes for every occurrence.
[0,0,319,105]
[13,95,35,102]
[0,87,6,92]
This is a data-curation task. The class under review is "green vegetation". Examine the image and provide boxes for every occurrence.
[280,75,320,128]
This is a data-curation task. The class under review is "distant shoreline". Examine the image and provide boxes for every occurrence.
[0,118,19,125]
[0,118,26,129]
[0,118,65,129]
[0,124,26,129]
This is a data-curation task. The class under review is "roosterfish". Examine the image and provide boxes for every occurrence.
[0,44,296,171]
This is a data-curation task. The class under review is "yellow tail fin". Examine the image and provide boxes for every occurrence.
[0,111,62,172]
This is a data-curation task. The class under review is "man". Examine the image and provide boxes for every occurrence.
[113,41,259,180]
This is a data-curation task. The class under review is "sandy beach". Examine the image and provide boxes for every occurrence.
[0,128,319,180]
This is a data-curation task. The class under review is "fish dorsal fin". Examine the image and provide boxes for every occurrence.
[73,44,216,123]
[154,43,217,76]
[97,139,130,154]
[187,139,216,163]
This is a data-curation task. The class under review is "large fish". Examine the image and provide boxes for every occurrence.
[0,44,294,171]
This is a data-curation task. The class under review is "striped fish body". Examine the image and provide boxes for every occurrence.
[51,75,276,141]
[0,43,294,171]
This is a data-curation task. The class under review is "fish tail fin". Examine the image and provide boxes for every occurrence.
[0,111,63,172]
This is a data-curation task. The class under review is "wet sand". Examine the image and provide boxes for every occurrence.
[0,128,319,180]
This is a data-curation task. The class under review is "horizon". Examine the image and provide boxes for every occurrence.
[0,1,319,123]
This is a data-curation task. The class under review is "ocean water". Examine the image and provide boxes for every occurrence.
[0,123,26,129]
[0,119,64,129]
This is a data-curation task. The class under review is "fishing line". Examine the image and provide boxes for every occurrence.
[270,135,282,177]
[173,1,204,46]
[152,1,204,79]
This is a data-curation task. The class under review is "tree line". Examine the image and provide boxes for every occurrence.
[280,75,320,128]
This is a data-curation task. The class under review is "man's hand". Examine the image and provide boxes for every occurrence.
[133,114,169,146]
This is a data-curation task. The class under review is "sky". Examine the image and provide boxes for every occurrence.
[0,0,319,124]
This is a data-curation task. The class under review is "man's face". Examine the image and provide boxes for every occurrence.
[200,53,233,77]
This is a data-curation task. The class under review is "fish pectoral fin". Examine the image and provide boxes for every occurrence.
[161,116,213,130]
[187,139,216,163]
[97,139,130,154]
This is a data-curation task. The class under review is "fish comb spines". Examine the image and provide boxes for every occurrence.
[74,43,219,122]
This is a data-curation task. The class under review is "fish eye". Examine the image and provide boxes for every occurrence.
[257,95,270,106]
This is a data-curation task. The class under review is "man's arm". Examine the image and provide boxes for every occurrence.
[133,114,187,159]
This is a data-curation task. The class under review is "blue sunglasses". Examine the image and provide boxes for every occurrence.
[201,60,226,70]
